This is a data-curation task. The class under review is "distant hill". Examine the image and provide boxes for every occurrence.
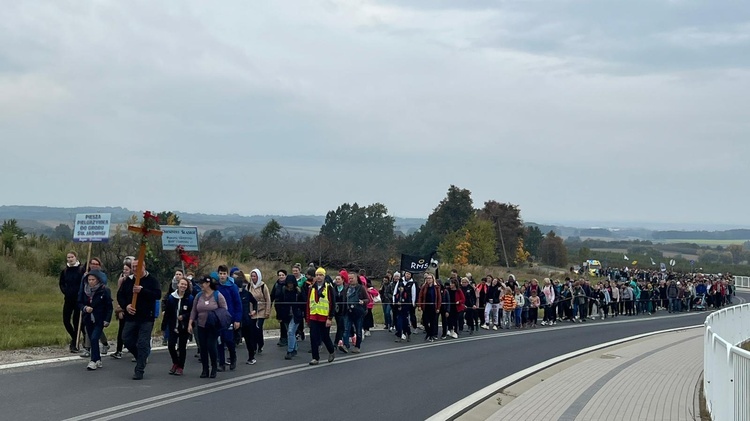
[0,205,426,238]
[3,206,748,244]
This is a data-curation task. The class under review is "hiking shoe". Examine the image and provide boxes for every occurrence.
[111,352,122,359]
[87,361,98,370]
[246,359,257,365]
[309,359,319,366]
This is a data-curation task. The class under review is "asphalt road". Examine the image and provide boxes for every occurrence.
[1,296,744,421]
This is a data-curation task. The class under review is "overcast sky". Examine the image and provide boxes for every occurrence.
[2,1,749,228]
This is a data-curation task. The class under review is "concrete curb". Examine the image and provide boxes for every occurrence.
[426,324,704,421]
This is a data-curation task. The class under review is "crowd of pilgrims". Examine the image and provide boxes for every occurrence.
[60,251,737,379]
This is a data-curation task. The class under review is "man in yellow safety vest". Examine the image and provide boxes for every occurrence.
[306,267,336,365]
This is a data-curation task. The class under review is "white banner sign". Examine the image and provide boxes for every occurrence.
[161,226,199,251]
[73,213,112,243]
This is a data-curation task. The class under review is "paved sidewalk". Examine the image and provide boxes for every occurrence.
[482,328,704,421]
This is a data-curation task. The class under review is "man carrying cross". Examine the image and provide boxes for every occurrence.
[117,259,161,380]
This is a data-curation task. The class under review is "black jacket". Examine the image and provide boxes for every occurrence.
[240,288,259,326]
[380,281,395,305]
[271,281,285,320]
[461,285,477,308]
[78,286,113,326]
[117,273,162,322]
[163,292,194,333]
[276,288,304,324]
[60,265,85,299]
[333,284,347,317]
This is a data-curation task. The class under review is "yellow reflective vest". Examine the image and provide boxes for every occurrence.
[309,284,331,318]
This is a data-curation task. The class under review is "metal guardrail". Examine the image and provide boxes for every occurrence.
[734,276,750,289]
[704,303,750,421]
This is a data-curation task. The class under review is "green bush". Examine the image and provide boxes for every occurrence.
[46,250,67,277]
[14,248,40,274]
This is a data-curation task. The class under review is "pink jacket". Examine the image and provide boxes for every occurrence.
[367,287,379,310]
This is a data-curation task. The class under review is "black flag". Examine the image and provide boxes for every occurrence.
[399,253,435,274]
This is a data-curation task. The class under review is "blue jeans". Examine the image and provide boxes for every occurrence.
[344,313,363,349]
[286,319,299,353]
[669,298,680,312]
[382,304,393,328]
[514,308,522,327]
[85,321,103,362]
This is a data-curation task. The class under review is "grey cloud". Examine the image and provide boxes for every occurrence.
[0,0,748,227]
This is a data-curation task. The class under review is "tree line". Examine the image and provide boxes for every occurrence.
[1,187,572,291]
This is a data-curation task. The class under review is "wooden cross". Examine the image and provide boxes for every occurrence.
[127,224,163,310]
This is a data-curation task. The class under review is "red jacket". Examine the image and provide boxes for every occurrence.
[454,288,466,312]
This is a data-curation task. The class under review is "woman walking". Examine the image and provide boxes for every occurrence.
[245,269,270,363]
[418,273,441,342]
[239,270,259,365]
[444,278,466,338]
[188,275,227,379]
[111,261,132,359]
[78,269,112,370]
[165,277,193,376]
